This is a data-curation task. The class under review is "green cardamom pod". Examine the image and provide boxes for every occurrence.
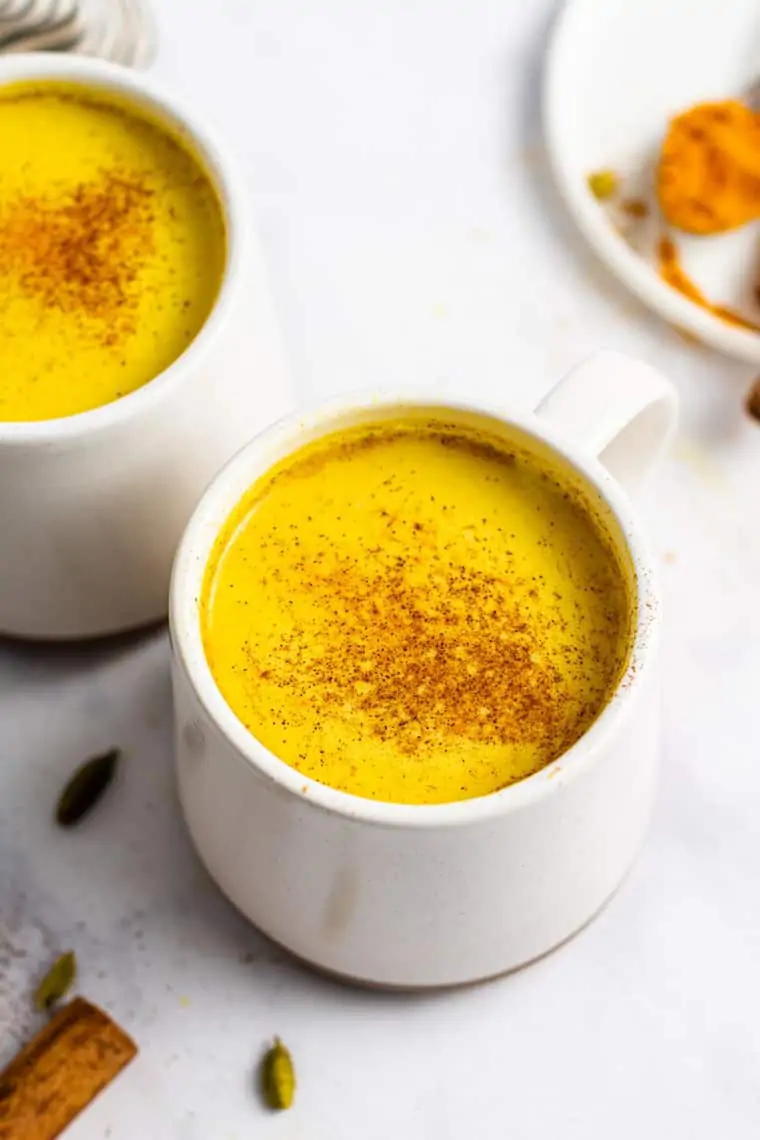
[34,950,77,1012]
[260,1037,295,1110]
[55,749,120,827]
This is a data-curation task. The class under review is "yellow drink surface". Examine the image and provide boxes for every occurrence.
[0,82,225,421]
[202,421,632,805]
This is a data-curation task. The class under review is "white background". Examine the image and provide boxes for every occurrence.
[2,1,760,1136]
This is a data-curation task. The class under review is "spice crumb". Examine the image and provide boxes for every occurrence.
[587,169,619,201]
[621,197,649,219]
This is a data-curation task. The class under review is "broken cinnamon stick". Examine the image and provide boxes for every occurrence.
[746,375,760,422]
[0,997,137,1140]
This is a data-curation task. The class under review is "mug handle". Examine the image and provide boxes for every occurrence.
[534,350,678,495]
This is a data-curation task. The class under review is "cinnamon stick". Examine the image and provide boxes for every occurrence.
[0,997,137,1140]
[746,375,760,422]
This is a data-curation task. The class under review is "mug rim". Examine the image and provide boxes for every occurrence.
[169,389,662,829]
[0,53,246,444]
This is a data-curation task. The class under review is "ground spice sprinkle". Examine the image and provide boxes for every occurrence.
[252,557,579,761]
[0,168,156,344]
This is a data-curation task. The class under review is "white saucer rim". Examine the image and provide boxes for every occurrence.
[542,0,760,364]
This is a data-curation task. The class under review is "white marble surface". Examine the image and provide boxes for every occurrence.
[2,1,760,1136]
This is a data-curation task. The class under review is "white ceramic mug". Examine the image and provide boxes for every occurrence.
[0,54,292,639]
[170,350,677,989]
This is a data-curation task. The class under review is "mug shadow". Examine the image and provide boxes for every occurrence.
[0,617,166,663]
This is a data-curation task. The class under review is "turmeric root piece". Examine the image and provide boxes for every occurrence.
[657,100,760,234]
[0,997,137,1140]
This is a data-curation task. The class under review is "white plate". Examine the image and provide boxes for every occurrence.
[544,0,760,361]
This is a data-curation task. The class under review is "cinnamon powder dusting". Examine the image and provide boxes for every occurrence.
[254,560,583,761]
[0,169,156,345]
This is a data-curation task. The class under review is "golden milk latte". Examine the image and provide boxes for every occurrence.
[201,421,633,805]
[0,82,225,421]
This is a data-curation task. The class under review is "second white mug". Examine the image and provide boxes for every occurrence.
[0,54,292,640]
